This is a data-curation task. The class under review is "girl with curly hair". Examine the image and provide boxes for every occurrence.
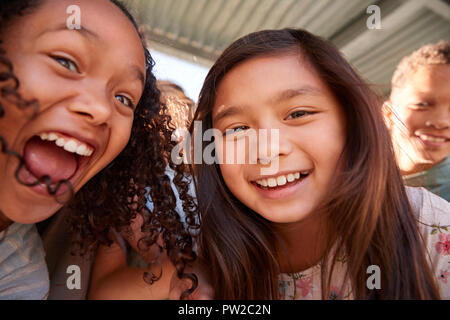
[0,0,198,299]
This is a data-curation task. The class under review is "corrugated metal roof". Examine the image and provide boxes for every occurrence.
[124,0,450,95]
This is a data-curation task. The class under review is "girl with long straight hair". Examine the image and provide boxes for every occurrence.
[189,28,449,299]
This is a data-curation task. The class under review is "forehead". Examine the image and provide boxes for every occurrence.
[413,65,450,86]
[214,54,329,106]
[5,0,145,63]
[403,65,450,92]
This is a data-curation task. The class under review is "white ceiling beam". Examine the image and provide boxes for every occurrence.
[424,0,450,20]
[341,0,427,61]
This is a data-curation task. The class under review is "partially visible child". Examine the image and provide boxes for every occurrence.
[88,81,197,300]
[157,80,196,134]
[179,29,449,299]
[384,41,449,201]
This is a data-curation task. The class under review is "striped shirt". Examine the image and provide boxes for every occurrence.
[0,222,49,300]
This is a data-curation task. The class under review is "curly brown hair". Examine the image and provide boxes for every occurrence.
[391,40,450,92]
[157,80,196,130]
[0,0,199,297]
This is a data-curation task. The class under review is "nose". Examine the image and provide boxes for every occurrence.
[426,106,450,130]
[68,86,113,127]
[257,127,293,164]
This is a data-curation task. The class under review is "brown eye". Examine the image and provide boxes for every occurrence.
[115,95,135,109]
[224,125,249,136]
[52,56,79,73]
[286,110,315,120]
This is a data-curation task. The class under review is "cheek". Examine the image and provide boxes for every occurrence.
[396,108,425,133]
[11,55,52,103]
[219,163,240,183]
[0,102,33,154]
[219,164,246,195]
[0,61,44,142]
[110,118,133,157]
[97,116,133,170]
[75,117,133,192]
[296,119,345,169]
[0,109,21,142]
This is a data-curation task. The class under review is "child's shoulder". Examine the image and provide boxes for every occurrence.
[406,186,449,225]
[406,186,450,298]
[0,223,49,299]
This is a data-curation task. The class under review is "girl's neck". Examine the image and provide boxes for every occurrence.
[274,213,329,273]
[0,212,13,232]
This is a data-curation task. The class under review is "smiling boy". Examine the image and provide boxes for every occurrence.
[385,41,450,201]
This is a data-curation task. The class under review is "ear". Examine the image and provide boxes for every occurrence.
[382,100,393,130]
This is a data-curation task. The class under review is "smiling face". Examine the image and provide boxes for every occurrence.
[389,65,450,174]
[212,54,346,224]
[0,0,146,224]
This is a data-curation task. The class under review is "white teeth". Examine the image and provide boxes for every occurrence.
[56,138,66,147]
[287,173,295,182]
[38,132,94,157]
[76,144,87,156]
[420,135,446,143]
[63,140,78,153]
[83,148,93,157]
[267,178,277,187]
[255,170,311,188]
[276,175,287,186]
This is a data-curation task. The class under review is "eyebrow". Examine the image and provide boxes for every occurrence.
[213,105,245,124]
[213,85,323,124]
[271,86,323,104]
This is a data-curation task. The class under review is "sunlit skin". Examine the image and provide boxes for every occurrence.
[387,65,450,175]
[212,54,347,271]
[0,0,146,228]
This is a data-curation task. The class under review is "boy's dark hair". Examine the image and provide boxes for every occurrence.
[391,41,450,92]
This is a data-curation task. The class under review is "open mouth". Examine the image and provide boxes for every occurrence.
[19,131,95,197]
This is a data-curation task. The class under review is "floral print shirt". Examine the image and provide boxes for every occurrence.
[278,187,450,299]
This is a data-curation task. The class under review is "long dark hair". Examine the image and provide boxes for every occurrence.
[192,28,440,299]
[0,0,199,293]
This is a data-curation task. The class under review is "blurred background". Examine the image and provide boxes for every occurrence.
[123,0,450,101]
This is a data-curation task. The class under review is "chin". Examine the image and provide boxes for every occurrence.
[5,196,63,225]
[257,207,311,224]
